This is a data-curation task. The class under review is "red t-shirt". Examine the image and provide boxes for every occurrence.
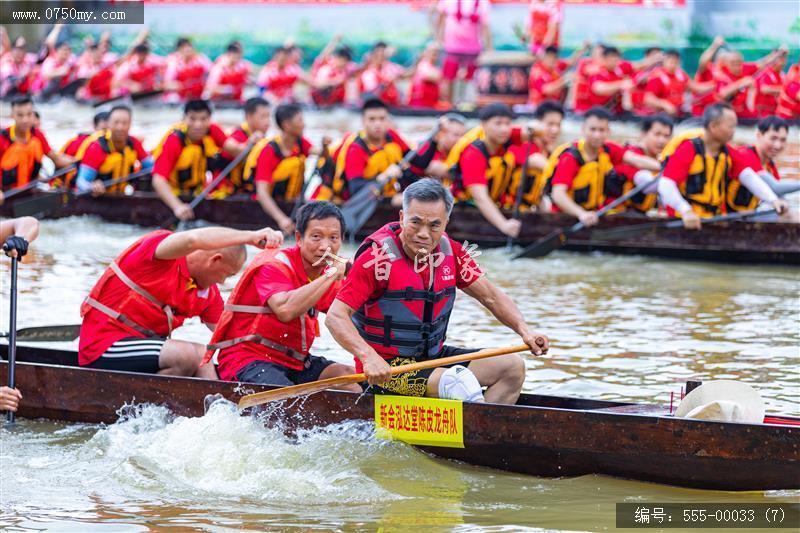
[754,68,784,116]
[61,133,90,157]
[644,67,689,112]
[215,245,340,381]
[528,60,567,105]
[78,232,224,365]
[81,136,148,170]
[716,63,758,118]
[343,129,409,181]
[458,127,523,188]
[0,126,52,155]
[730,145,780,180]
[336,235,483,315]
[254,136,313,184]
[219,126,250,161]
[691,63,720,116]
[614,144,645,182]
[551,141,627,189]
[153,123,227,178]
[588,65,627,111]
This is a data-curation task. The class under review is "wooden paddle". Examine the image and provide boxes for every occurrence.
[341,125,440,239]
[506,129,535,252]
[12,170,152,218]
[3,252,19,424]
[237,343,530,410]
[0,324,82,343]
[160,140,256,230]
[3,164,78,201]
[512,173,662,260]
[590,208,777,241]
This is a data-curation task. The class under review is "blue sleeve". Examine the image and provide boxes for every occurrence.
[75,165,98,193]
[140,156,154,171]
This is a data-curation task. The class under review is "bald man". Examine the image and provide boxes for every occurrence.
[78,226,283,378]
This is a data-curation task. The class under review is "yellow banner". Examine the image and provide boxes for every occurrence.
[374,395,464,448]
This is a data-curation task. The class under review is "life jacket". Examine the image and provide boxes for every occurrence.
[204,247,330,370]
[76,131,141,193]
[81,230,186,339]
[243,134,307,200]
[152,123,222,194]
[55,132,94,188]
[726,145,776,213]
[352,222,456,360]
[618,144,658,213]
[219,122,252,195]
[447,126,516,203]
[504,141,549,211]
[308,142,340,202]
[541,140,627,211]
[661,130,729,217]
[332,131,406,200]
[0,125,45,190]
[776,65,800,120]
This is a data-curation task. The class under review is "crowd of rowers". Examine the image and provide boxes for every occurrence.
[1,101,799,415]
[2,23,800,122]
[1,92,797,238]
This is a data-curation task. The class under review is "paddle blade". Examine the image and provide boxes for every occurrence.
[590,223,660,241]
[341,183,382,234]
[12,324,81,342]
[512,230,565,260]
[13,192,69,217]
[237,374,364,410]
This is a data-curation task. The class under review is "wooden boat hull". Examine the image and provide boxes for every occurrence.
[2,346,798,491]
[5,192,799,264]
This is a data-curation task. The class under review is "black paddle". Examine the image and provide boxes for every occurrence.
[590,208,777,241]
[506,130,535,251]
[512,173,662,260]
[160,140,256,230]
[3,250,18,424]
[341,125,441,239]
[3,164,78,201]
[92,89,164,108]
[0,324,81,343]
[12,170,152,218]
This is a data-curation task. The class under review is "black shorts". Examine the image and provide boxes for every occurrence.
[235,355,336,387]
[86,337,165,374]
[365,345,479,397]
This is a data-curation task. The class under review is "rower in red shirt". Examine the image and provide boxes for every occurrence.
[310,46,354,106]
[715,51,759,119]
[627,47,664,115]
[729,116,798,217]
[60,111,109,158]
[207,202,360,389]
[571,43,603,113]
[358,42,408,107]
[112,43,164,98]
[74,106,153,196]
[776,62,800,120]
[749,49,788,118]
[34,41,76,98]
[408,43,444,108]
[587,46,633,115]
[447,103,541,237]
[613,114,673,213]
[526,0,562,56]
[257,47,306,104]
[0,39,37,98]
[643,50,708,117]
[0,97,75,203]
[546,107,660,225]
[151,99,259,221]
[405,113,467,186]
[215,97,272,197]
[203,42,252,103]
[78,226,283,378]
[331,98,410,202]
[325,178,549,404]
[690,36,726,117]
[527,45,581,107]
[164,37,211,103]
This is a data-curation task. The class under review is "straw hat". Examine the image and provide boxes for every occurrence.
[674,380,765,424]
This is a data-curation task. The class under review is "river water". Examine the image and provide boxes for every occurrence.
[0,102,798,531]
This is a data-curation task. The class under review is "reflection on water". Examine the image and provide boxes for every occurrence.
[0,101,798,530]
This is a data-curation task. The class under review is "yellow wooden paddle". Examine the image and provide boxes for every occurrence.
[237,343,531,410]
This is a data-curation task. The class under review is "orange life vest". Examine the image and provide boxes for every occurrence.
[1,125,45,190]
